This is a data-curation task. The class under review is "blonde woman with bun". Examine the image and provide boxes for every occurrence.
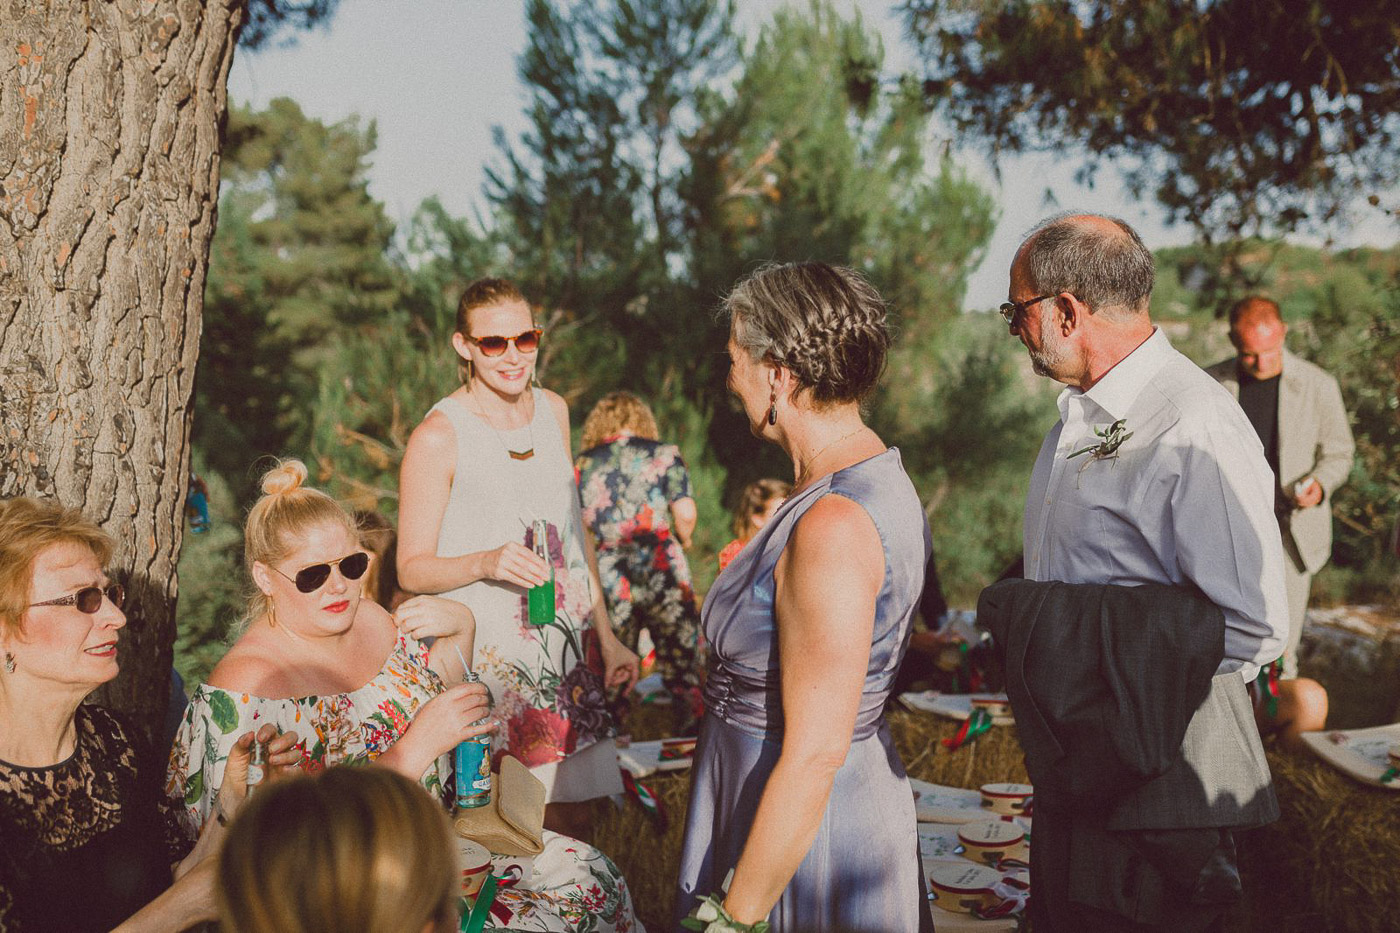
[166,459,489,833]
[217,767,458,933]
[398,277,638,838]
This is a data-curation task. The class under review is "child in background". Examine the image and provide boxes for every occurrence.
[718,479,791,572]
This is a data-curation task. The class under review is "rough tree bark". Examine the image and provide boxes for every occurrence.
[0,0,243,742]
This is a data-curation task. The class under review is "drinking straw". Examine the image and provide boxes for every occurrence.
[455,643,472,682]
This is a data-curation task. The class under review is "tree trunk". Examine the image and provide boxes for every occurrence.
[0,0,243,744]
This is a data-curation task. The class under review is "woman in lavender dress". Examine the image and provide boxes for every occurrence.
[675,262,933,932]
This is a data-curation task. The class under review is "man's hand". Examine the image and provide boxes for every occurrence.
[1292,477,1324,509]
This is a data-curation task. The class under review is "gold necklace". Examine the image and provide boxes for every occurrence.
[795,425,865,489]
[471,382,535,460]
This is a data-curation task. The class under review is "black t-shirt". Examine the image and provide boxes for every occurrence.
[0,705,191,932]
[1237,369,1281,480]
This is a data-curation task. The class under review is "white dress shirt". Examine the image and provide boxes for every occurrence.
[1023,327,1289,679]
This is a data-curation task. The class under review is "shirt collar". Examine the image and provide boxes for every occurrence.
[1058,326,1173,422]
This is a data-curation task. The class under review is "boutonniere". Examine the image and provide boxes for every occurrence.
[1068,419,1133,467]
[681,894,772,933]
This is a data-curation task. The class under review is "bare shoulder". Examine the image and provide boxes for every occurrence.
[541,388,570,429]
[786,494,882,575]
[206,635,285,696]
[406,408,457,457]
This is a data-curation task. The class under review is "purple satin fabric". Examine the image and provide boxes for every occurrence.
[674,449,934,932]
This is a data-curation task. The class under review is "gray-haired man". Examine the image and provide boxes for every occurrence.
[997,213,1289,931]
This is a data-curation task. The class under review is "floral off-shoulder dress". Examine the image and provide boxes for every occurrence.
[165,632,449,836]
[165,632,644,931]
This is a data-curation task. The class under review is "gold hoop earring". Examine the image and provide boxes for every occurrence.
[266,600,278,629]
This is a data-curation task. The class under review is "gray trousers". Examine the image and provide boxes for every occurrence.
[1280,532,1312,679]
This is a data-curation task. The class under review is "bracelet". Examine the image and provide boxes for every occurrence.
[679,894,771,933]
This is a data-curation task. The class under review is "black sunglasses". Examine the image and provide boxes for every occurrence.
[998,294,1056,327]
[271,552,371,594]
[29,583,126,614]
[465,328,542,357]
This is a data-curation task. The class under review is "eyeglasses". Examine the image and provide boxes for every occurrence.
[29,583,125,614]
[998,295,1056,327]
[465,328,542,357]
[271,552,371,594]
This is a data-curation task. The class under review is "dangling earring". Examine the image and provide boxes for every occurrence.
[266,600,278,629]
[767,390,777,426]
[4,653,14,674]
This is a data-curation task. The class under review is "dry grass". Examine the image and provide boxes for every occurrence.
[1230,745,1400,933]
[591,706,1029,930]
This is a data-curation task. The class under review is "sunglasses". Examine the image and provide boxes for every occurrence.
[998,294,1056,327]
[29,583,126,614]
[271,552,371,594]
[465,328,542,357]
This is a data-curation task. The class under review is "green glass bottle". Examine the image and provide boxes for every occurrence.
[527,518,555,626]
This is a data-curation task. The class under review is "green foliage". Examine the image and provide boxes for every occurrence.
[197,99,401,499]
[904,0,1400,246]
[173,461,245,686]
[1162,241,1400,604]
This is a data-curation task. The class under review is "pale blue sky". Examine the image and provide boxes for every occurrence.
[228,0,1395,312]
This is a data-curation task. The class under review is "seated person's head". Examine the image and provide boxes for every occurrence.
[353,509,402,609]
[244,460,371,636]
[217,766,458,933]
[732,479,791,542]
[0,498,126,692]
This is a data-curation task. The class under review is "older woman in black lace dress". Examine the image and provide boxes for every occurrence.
[0,498,299,931]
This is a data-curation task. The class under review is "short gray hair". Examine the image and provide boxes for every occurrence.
[724,262,890,406]
[1021,212,1155,317]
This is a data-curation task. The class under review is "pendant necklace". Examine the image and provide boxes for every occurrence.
[472,381,535,461]
[794,425,865,490]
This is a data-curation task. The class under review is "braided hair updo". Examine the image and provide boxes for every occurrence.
[724,262,890,406]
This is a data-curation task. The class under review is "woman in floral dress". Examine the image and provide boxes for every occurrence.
[167,460,640,932]
[397,277,639,839]
[575,391,704,732]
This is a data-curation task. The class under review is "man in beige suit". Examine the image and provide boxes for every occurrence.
[1206,296,1355,680]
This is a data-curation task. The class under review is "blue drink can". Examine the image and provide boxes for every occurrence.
[455,670,492,809]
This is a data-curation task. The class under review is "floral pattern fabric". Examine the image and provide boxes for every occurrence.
[577,436,703,715]
[429,393,619,787]
[471,831,640,932]
[165,632,449,836]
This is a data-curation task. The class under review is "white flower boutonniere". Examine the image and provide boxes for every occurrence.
[1067,419,1133,468]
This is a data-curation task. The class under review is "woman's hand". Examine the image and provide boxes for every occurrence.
[598,627,640,693]
[211,725,301,828]
[397,681,496,767]
[395,595,476,642]
[482,541,549,589]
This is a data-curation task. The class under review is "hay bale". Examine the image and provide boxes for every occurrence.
[1230,745,1400,933]
[591,768,691,931]
[592,707,1026,928]
[887,707,1030,789]
[1298,605,1400,728]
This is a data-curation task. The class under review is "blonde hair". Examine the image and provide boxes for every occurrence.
[216,767,457,933]
[580,392,660,452]
[243,460,357,626]
[0,498,113,638]
[731,478,791,540]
